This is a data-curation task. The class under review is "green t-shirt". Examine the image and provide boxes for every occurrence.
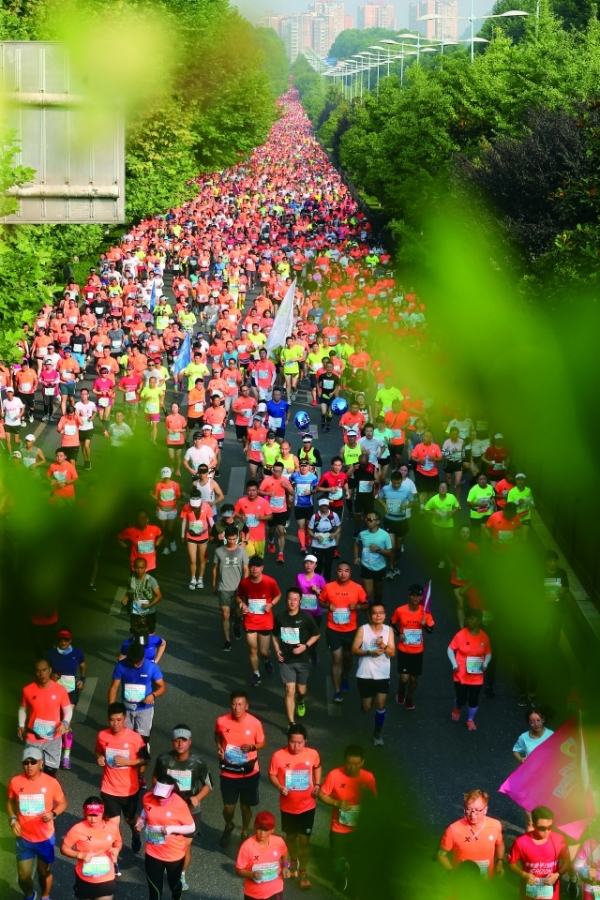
[425,493,460,528]
[507,486,534,520]
[140,385,162,414]
[181,362,209,391]
[375,386,404,411]
[466,484,495,519]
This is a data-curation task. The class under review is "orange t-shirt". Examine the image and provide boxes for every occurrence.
[8,773,65,842]
[21,681,71,743]
[319,580,367,632]
[62,819,121,883]
[269,746,321,814]
[58,415,80,447]
[236,834,287,899]
[142,792,194,862]
[165,413,186,446]
[117,524,162,571]
[412,442,442,476]
[95,726,146,797]
[154,479,181,512]
[320,766,376,833]
[47,461,78,498]
[485,511,521,550]
[390,604,434,654]
[448,627,491,685]
[186,387,205,419]
[234,496,271,542]
[440,815,503,877]
[384,410,409,445]
[215,712,265,780]
[259,475,289,515]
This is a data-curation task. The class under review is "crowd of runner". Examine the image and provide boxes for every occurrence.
[4,91,581,900]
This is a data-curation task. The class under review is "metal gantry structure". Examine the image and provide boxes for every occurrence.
[304,7,530,101]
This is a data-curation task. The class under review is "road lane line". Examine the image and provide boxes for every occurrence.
[225,465,247,505]
[73,677,98,723]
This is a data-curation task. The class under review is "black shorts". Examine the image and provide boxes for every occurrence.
[101,790,139,820]
[270,511,288,526]
[360,564,385,582]
[385,517,409,537]
[74,874,118,899]
[187,417,204,431]
[354,494,375,514]
[62,446,79,461]
[378,456,391,467]
[319,395,333,406]
[294,505,313,520]
[397,650,423,677]
[356,677,390,699]
[79,430,93,443]
[274,428,286,439]
[235,424,248,440]
[281,808,316,836]
[415,471,439,493]
[309,374,318,388]
[220,771,260,807]
[326,627,356,653]
[5,424,20,435]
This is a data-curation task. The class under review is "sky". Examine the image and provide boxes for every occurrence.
[235,0,500,28]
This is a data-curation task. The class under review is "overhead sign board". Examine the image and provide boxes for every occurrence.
[0,41,125,223]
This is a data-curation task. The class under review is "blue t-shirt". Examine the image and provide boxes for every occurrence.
[46,646,85,697]
[379,483,415,521]
[120,635,163,663]
[112,658,163,709]
[357,528,392,571]
[290,472,318,508]
[266,399,289,431]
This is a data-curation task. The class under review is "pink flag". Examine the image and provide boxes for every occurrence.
[422,580,432,614]
[499,717,595,839]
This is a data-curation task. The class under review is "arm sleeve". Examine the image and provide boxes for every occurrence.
[165,823,195,836]
[447,648,458,668]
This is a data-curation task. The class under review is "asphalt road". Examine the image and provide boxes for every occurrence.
[0,288,561,899]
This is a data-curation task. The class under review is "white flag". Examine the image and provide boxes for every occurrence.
[265,279,296,353]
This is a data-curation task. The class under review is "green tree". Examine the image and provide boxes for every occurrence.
[255,26,289,97]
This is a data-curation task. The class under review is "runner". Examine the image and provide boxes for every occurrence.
[2,385,25,453]
[352,603,395,745]
[180,492,214,589]
[8,747,67,900]
[507,806,571,896]
[438,789,505,878]
[165,402,187,476]
[18,658,72,777]
[136,776,195,900]
[235,811,291,898]
[46,627,86,770]
[390,584,435,710]
[74,388,97,471]
[289,460,318,554]
[60,797,121,900]
[237,557,281,686]
[379,469,416,578]
[424,482,460,569]
[118,511,163,572]
[466,473,495,540]
[268,725,321,889]
[319,561,369,703]
[318,745,376,893]
[152,466,181,555]
[272,587,321,727]
[294,555,327,666]
[317,359,340,432]
[260,460,293,563]
[215,690,267,847]
[122,557,163,631]
[234,481,272,558]
[307,498,342,579]
[448,607,492,730]
[213,525,250,651]
[353,510,393,602]
[508,472,535,541]
[95,702,148,861]
[512,707,554,764]
[410,430,443,508]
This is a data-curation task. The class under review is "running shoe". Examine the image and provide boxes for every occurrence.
[220,825,234,847]
[335,862,350,893]
[290,860,299,878]
[405,698,415,711]
[277,552,284,564]
[222,641,232,652]
[114,863,122,878]
[132,831,142,854]
[189,578,197,590]
[250,672,261,687]
[299,870,311,889]
[268,541,276,553]
[180,871,189,891]
[396,686,405,705]
[196,577,204,588]
[61,755,71,770]
[341,676,349,692]
[373,732,384,746]
[170,540,177,552]
[296,699,306,717]
[451,707,460,722]
[84,461,92,471]
[233,620,242,640]
[466,719,477,731]
[333,692,343,703]
[311,400,317,406]
[138,774,147,789]
[162,546,171,555]
[385,569,395,580]
[264,659,274,676]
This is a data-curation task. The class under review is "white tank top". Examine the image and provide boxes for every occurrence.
[356,624,391,680]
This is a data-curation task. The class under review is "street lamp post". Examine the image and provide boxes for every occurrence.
[418,5,529,63]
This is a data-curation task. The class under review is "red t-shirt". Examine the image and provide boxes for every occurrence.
[118,524,162,571]
[485,511,521,550]
[318,471,348,509]
[319,580,367,633]
[269,746,321,813]
[412,442,442,476]
[390,604,434,654]
[448,627,491,685]
[320,766,376,833]
[507,832,569,899]
[237,575,281,631]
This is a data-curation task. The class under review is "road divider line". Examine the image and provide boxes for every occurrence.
[110,587,126,616]
[326,675,342,717]
[73,677,98,722]
[225,466,247,505]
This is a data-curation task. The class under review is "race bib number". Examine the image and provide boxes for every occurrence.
[168,769,192,791]
[105,747,129,767]
[98,397,109,407]
[285,769,310,791]
[245,514,259,528]
[475,860,490,877]
[339,805,360,827]
[358,481,373,493]
[526,884,553,899]
[189,520,206,535]
[280,627,300,644]
[421,458,434,471]
[362,550,381,566]
[301,593,318,611]
[248,598,266,615]
[168,432,181,442]
[322,379,334,390]
[498,530,514,542]
[58,674,76,692]
[20,382,31,392]
[296,483,311,497]
[44,387,56,396]
[332,607,351,625]
[466,657,484,675]
[224,744,248,765]
[146,402,159,413]
[329,488,343,501]
[137,540,155,554]
[53,471,67,482]
[123,683,146,703]
[145,827,166,845]
[160,489,175,502]
[125,390,137,401]
[194,402,204,412]
[64,425,77,436]
[33,718,55,739]
[19,793,45,816]
[268,416,282,429]
[252,862,278,882]
[82,856,111,877]
[270,494,285,510]
[403,628,422,646]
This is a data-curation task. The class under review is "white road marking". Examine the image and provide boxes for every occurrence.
[110,587,126,616]
[326,675,343,717]
[225,465,247,505]
[73,677,98,722]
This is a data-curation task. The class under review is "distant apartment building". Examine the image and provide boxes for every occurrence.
[409,0,458,41]
[256,11,285,35]
[276,1,347,61]
[357,2,396,30]
[345,14,354,28]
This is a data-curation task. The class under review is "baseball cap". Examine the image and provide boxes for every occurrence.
[11,451,22,459]
[201,424,213,431]
[302,433,312,442]
[318,498,330,506]
[515,472,526,479]
[266,430,276,438]
[347,429,358,437]
[25,433,35,442]
[57,628,72,639]
[221,505,235,515]
[408,583,424,595]
[494,433,504,439]
[153,781,175,799]
[254,811,276,830]
[304,554,318,563]
[22,746,43,762]
[161,467,172,478]
[5,385,14,392]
